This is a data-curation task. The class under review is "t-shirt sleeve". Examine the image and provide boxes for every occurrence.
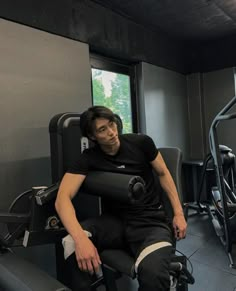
[67,152,89,175]
[138,134,159,161]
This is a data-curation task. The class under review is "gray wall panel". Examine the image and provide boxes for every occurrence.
[0,18,91,282]
[139,63,190,159]
[187,73,206,159]
[0,19,91,209]
[186,69,236,159]
[203,68,236,153]
[0,157,51,209]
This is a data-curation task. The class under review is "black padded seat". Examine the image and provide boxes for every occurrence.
[0,251,70,291]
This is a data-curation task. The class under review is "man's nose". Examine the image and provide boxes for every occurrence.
[108,126,115,135]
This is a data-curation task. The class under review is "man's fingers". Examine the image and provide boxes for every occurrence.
[76,245,101,274]
[78,257,101,274]
[86,260,95,274]
[78,261,83,271]
[181,230,186,239]
[176,228,186,240]
[174,227,185,240]
[92,258,100,273]
[80,260,88,272]
[95,249,102,265]
[174,227,179,238]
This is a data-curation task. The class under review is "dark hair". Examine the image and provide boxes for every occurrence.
[80,106,116,138]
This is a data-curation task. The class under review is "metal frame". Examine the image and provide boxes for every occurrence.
[208,96,236,267]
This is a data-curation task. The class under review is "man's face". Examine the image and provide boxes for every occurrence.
[92,118,119,146]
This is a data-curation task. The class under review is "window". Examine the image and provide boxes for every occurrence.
[90,55,138,133]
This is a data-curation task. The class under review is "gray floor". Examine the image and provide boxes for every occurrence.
[177,209,236,291]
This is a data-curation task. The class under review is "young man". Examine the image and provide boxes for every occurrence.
[55,106,187,291]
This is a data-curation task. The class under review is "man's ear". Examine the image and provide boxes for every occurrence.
[88,134,96,141]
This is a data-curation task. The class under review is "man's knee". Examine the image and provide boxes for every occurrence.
[137,246,172,291]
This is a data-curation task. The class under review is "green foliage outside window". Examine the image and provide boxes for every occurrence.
[92,69,133,133]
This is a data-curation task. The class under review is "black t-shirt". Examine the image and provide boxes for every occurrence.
[68,134,162,221]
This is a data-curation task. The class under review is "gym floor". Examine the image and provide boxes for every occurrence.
[177,209,236,291]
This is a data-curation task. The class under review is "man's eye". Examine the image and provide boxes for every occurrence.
[99,127,105,133]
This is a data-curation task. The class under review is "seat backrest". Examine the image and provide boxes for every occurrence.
[156,147,183,219]
[49,113,101,220]
[49,113,85,182]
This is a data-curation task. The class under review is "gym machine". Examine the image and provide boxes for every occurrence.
[0,171,151,291]
[208,96,236,267]
[0,171,194,290]
[187,96,236,267]
[0,183,70,291]
[0,111,195,291]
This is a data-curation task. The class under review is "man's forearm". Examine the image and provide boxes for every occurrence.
[159,174,184,216]
[55,195,86,243]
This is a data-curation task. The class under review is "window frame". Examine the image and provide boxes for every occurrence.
[90,54,139,133]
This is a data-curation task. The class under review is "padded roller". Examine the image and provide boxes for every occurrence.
[81,171,145,204]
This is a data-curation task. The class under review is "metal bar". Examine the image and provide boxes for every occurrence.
[0,213,29,223]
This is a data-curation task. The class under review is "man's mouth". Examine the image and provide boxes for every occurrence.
[110,136,117,142]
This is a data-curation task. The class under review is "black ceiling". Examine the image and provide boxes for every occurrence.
[1,0,236,72]
[91,0,236,41]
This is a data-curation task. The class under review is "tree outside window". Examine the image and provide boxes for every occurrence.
[92,68,133,133]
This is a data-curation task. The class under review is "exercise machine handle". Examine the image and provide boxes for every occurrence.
[169,262,195,285]
[34,183,60,206]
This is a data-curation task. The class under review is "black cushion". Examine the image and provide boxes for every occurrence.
[0,251,70,291]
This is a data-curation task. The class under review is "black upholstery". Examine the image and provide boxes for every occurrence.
[0,251,70,291]
[157,147,183,220]
[49,113,101,221]
[82,171,146,204]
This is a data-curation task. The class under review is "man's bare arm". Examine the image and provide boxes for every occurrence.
[151,153,187,239]
[55,173,101,273]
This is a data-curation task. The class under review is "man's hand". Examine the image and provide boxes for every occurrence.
[75,235,101,274]
[172,213,187,240]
